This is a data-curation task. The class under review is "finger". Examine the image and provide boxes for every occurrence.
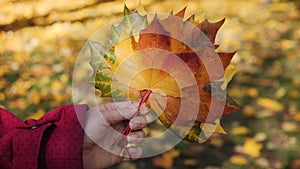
[139,103,150,115]
[98,100,139,111]
[127,130,145,143]
[129,116,147,130]
[113,121,128,133]
[99,101,139,125]
[121,146,143,161]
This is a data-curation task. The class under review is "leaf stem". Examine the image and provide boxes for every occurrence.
[112,89,152,156]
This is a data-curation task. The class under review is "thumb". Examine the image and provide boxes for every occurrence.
[98,101,139,125]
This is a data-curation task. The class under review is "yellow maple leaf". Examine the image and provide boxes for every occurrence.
[114,44,195,97]
[114,37,136,71]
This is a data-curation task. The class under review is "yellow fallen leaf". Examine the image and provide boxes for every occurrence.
[292,111,300,122]
[281,122,298,133]
[153,149,180,169]
[26,109,45,120]
[170,149,181,158]
[275,87,286,99]
[257,98,284,112]
[243,105,256,117]
[254,132,267,142]
[29,91,41,105]
[0,93,5,101]
[0,68,7,77]
[243,138,263,158]
[255,157,270,168]
[0,79,7,89]
[118,162,136,169]
[247,87,258,98]
[11,81,29,96]
[229,155,248,165]
[231,126,250,135]
[51,80,63,91]
[288,90,299,98]
[183,159,198,166]
[53,93,64,102]
[292,78,300,87]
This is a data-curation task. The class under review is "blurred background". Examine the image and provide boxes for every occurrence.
[1,0,300,168]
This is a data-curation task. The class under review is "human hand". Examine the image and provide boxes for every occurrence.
[82,101,149,169]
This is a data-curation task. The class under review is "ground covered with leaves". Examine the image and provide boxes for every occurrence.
[1,0,300,169]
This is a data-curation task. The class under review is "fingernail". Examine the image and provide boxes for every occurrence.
[127,134,137,142]
[128,147,138,154]
[129,120,138,129]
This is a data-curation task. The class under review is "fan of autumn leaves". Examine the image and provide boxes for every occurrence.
[89,5,239,143]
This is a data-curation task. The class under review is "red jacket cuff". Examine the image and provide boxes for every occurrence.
[0,104,88,169]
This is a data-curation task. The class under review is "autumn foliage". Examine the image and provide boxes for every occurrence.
[90,5,239,143]
[1,0,300,168]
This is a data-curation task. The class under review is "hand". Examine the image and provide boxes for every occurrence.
[82,101,149,169]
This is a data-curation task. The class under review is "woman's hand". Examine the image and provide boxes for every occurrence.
[82,101,149,169]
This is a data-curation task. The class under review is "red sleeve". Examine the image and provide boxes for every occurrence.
[0,105,88,169]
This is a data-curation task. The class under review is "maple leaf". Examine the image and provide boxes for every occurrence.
[197,18,225,44]
[89,5,240,143]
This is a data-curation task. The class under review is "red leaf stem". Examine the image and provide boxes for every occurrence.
[112,89,152,155]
